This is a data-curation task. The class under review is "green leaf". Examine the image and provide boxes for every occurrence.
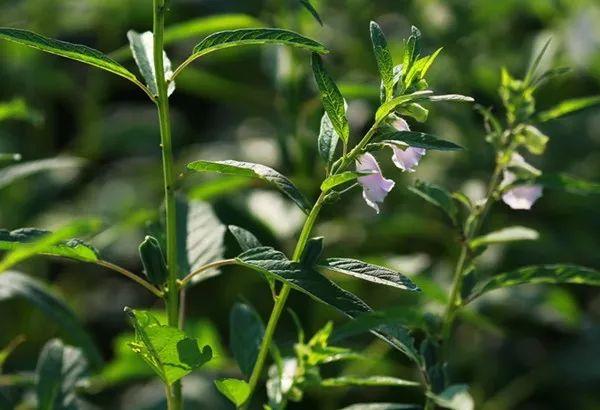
[321,171,367,193]
[535,173,600,195]
[375,91,432,123]
[36,339,89,410]
[418,47,443,80]
[318,258,419,291]
[127,30,175,97]
[340,403,420,410]
[190,28,327,61]
[0,156,84,190]
[321,376,419,387]
[397,102,429,123]
[0,335,25,371]
[537,95,600,122]
[408,181,459,225]
[126,309,212,385]
[230,303,265,377]
[318,112,341,164]
[174,199,226,283]
[164,14,264,45]
[312,53,350,144]
[0,28,143,89]
[370,21,394,102]
[427,94,474,103]
[332,307,425,342]
[0,98,42,124]
[215,378,251,407]
[469,226,539,249]
[300,237,324,267]
[228,225,262,252]
[516,125,548,155]
[138,236,168,286]
[187,160,311,213]
[299,0,323,26]
[0,272,101,366]
[378,129,463,151]
[0,221,101,271]
[188,175,252,200]
[468,265,600,302]
[428,384,474,410]
[0,153,22,163]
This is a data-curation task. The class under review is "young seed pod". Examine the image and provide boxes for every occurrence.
[139,236,168,286]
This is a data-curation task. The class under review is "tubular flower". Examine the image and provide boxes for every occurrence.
[356,153,395,213]
[388,117,426,172]
[501,171,543,210]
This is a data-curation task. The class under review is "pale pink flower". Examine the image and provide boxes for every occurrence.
[356,153,395,213]
[501,171,543,210]
[388,117,426,172]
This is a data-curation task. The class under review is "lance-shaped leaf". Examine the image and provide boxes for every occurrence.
[535,173,600,196]
[397,102,429,123]
[467,265,600,302]
[321,171,370,192]
[408,181,458,225]
[126,309,212,385]
[187,160,311,213]
[0,28,144,89]
[230,303,265,377]
[215,378,251,407]
[318,258,419,291]
[332,307,425,342]
[318,112,341,164]
[469,226,539,249]
[537,95,600,122]
[299,0,323,26]
[300,237,324,267]
[375,91,433,123]
[0,221,101,271]
[0,272,101,366]
[0,156,85,190]
[228,225,262,252]
[36,339,89,410]
[321,376,419,388]
[377,129,463,151]
[127,30,175,97]
[312,53,350,144]
[370,21,394,101]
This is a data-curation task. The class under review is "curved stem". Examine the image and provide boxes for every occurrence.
[95,260,163,298]
[178,259,238,287]
[242,193,327,409]
[153,0,181,408]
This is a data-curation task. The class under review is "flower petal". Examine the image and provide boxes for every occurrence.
[390,145,426,172]
[392,117,411,132]
[356,153,395,213]
[502,185,543,210]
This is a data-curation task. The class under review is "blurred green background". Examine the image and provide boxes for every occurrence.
[1,0,599,409]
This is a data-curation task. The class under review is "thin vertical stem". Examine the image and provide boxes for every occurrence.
[242,193,327,409]
[153,0,181,408]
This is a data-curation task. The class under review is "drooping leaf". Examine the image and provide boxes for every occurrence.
[0,221,101,271]
[175,199,226,283]
[468,265,600,302]
[397,102,429,123]
[537,95,600,122]
[127,30,175,97]
[321,376,419,387]
[126,309,212,385]
[428,384,474,410]
[426,94,474,103]
[299,0,323,26]
[318,112,341,164]
[138,236,168,286]
[469,226,539,249]
[312,53,350,144]
[0,28,144,89]
[535,173,600,196]
[318,258,419,291]
[0,157,84,190]
[408,181,459,225]
[0,272,101,366]
[230,303,265,377]
[187,160,311,213]
[340,404,420,410]
[36,339,89,410]
[377,129,463,151]
[215,378,251,407]
[370,21,394,101]
[228,225,262,252]
[320,171,368,193]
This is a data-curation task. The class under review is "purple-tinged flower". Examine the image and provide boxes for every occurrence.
[387,117,427,172]
[356,153,395,213]
[501,171,543,210]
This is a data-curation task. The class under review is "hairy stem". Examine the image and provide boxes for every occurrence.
[242,193,327,408]
[153,0,181,408]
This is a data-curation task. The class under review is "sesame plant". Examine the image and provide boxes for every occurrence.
[1,2,600,410]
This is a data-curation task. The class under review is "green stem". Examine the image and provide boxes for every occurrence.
[242,193,327,409]
[153,0,181,408]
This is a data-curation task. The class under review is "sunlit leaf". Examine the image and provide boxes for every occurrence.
[375,91,432,122]
[228,225,262,252]
[428,384,474,410]
[318,258,419,290]
[0,98,42,124]
[320,171,368,193]
[470,226,539,249]
[127,30,175,97]
[187,160,311,213]
[321,376,419,387]
[318,112,341,164]
[0,272,101,366]
[215,378,251,407]
[370,21,394,102]
[299,0,323,26]
[537,95,600,122]
[230,303,265,377]
[0,157,84,190]
[377,129,463,151]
